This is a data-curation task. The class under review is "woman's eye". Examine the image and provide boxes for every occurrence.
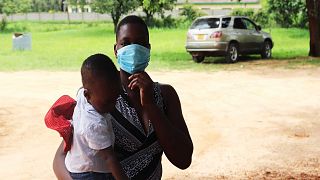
[121,42,130,46]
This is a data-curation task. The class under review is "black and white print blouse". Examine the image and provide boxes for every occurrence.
[110,82,165,180]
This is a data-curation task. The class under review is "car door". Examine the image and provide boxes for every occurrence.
[241,18,264,52]
[233,17,251,53]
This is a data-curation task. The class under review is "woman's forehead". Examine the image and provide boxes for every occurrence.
[117,24,149,41]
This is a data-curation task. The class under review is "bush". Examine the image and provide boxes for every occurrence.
[294,6,308,28]
[252,9,271,28]
[142,15,177,28]
[231,8,273,28]
[231,8,255,18]
[267,0,306,28]
[180,4,204,23]
[0,17,7,31]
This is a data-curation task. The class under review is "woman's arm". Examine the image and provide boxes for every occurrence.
[53,141,72,180]
[145,84,193,169]
[128,73,194,169]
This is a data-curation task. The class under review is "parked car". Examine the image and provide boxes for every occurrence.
[185,15,273,63]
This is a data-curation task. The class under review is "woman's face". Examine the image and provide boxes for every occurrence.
[115,23,150,53]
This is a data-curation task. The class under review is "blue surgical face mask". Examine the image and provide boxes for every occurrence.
[117,44,150,74]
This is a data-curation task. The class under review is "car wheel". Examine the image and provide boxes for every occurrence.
[261,41,272,59]
[192,56,205,63]
[226,43,238,63]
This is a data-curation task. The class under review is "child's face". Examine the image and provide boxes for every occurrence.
[85,79,120,114]
[115,23,150,53]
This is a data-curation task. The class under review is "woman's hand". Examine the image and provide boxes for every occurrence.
[128,72,154,106]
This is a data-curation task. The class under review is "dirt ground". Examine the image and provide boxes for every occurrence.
[0,67,320,179]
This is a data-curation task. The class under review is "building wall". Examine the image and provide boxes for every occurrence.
[67,5,92,13]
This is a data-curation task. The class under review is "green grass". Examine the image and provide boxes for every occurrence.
[0,21,318,71]
[270,28,309,59]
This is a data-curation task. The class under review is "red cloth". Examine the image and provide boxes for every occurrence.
[44,95,76,153]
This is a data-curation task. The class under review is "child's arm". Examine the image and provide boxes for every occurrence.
[53,141,72,180]
[98,147,128,180]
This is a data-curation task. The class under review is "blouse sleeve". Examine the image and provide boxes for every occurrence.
[84,117,114,150]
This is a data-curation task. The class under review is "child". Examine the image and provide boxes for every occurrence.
[46,54,127,180]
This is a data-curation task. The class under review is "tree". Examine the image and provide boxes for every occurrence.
[1,0,31,15]
[0,0,32,31]
[179,4,203,22]
[268,0,305,28]
[306,0,320,57]
[141,0,177,25]
[92,0,139,33]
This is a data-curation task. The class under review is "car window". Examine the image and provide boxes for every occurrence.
[233,18,246,29]
[242,18,256,30]
[221,17,231,28]
[190,18,220,29]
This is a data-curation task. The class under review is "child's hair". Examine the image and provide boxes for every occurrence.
[116,15,149,40]
[81,54,119,88]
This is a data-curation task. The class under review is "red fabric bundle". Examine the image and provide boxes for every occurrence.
[45,95,76,153]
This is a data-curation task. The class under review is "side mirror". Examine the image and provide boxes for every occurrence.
[256,25,261,31]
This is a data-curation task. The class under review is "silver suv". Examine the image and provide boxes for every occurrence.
[185,15,273,63]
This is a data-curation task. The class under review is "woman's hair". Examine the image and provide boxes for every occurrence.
[116,15,149,40]
[81,53,119,87]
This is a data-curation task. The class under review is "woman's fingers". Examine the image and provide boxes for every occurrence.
[128,72,151,90]
[128,78,140,90]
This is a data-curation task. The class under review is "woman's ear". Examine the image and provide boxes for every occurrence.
[114,44,117,58]
[83,88,90,101]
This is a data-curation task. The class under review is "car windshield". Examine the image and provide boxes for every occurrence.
[190,18,220,29]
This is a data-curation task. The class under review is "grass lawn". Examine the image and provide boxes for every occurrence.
[0,21,318,71]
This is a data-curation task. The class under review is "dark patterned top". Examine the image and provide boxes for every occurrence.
[110,82,164,180]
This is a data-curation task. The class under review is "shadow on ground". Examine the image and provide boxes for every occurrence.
[202,55,266,64]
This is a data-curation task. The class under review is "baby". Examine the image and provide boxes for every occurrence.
[46,54,127,180]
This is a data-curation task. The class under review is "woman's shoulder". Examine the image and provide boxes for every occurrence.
[158,83,176,95]
[158,83,179,103]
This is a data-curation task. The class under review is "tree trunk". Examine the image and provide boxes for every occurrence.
[306,0,320,57]
[143,9,153,26]
[67,11,70,24]
[111,12,120,33]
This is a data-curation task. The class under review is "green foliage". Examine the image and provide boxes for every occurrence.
[0,1,3,14]
[267,0,307,28]
[252,9,271,27]
[0,17,7,31]
[145,15,178,28]
[92,0,139,32]
[141,0,177,25]
[179,4,204,23]
[29,0,62,12]
[231,8,254,17]
[231,8,271,27]
[1,0,32,15]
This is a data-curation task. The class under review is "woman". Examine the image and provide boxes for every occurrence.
[53,15,193,180]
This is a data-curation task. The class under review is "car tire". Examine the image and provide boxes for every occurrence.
[261,41,272,59]
[192,56,205,63]
[226,43,238,63]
